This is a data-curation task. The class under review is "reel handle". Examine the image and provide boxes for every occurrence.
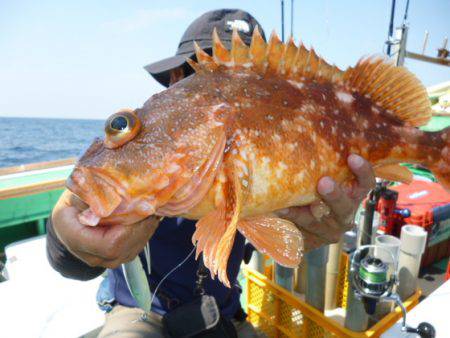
[405,322,436,338]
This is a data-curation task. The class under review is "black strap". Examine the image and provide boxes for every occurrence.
[194,255,209,296]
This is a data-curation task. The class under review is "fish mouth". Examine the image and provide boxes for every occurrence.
[66,167,126,225]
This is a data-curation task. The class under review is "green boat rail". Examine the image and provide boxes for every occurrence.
[0,158,75,255]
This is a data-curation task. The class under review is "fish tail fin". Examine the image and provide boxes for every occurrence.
[344,56,431,127]
[427,127,450,188]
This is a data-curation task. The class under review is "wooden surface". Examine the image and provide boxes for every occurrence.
[0,158,76,176]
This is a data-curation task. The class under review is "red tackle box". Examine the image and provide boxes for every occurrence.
[446,260,450,281]
[390,180,450,267]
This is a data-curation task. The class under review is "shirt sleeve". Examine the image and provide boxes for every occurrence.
[46,217,105,281]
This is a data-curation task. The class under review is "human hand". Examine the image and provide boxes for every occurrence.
[51,190,160,268]
[275,154,375,252]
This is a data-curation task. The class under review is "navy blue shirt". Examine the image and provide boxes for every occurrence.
[108,217,246,318]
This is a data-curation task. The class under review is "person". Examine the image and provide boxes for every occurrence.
[46,9,376,338]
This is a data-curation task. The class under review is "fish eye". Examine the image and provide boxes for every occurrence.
[110,116,128,131]
[104,109,141,149]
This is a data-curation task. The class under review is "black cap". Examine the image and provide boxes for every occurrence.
[144,9,266,87]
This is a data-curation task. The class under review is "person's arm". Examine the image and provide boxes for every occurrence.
[276,154,376,252]
[47,189,160,279]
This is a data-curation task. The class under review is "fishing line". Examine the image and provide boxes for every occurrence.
[149,244,197,311]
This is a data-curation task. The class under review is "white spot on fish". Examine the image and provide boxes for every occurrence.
[320,121,325,128]
[154,176,170,190]
[331,126,337,135]
[371,106,380,114]
[242,179,249,187]
[336,91,354,104]
[240,149,248,161]
[166,163,180,174]
[301,103,316,113]
[266,114,274,121]
[273,134,281,142]
[363,120,369,129]
[294,171,306,183]
[288,80,305,90]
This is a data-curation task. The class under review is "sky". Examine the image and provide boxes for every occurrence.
[0,0,449,119]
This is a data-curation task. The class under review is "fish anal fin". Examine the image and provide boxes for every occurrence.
[237,214,304,268]
[374,164,413,184]
[344,56,431,127]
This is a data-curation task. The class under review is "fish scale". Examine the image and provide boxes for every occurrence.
[68,27,450,287]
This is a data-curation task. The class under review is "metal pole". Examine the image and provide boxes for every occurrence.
[274,264,294,291]
[305,246,329,311]
[394,25,408,66]
[422,31,429,54]
[281,0,285,42]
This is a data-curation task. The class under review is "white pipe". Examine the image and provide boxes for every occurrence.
[374,235,401,319]
[374,235,401,269]
[397,225,427,301]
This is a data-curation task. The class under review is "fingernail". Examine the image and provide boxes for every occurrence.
[277,208,290,215]
[348,154,364,169]
[318,177,335,195]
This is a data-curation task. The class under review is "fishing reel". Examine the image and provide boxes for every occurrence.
[350,245,435,338]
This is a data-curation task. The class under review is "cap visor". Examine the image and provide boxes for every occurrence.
[144,53,193,87]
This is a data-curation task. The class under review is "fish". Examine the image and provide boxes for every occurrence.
[66,27,450,286]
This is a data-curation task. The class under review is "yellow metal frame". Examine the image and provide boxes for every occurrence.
[244,268,421,338]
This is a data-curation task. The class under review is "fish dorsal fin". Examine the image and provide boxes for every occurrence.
[189,27,344,85]
[189,28,431,127]
[344,56,431,127]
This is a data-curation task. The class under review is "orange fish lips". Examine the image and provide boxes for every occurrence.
[66,167,126,226]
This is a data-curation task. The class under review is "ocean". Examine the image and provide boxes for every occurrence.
[0,117,104,168]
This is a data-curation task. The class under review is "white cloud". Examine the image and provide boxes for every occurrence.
[102,7,197,32]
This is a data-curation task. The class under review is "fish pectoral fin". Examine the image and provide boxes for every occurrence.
[192,169,242,287]
[237,214,304,268]
[373,164,413,184]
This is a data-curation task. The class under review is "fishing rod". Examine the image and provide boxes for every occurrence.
[386,0,396,56]
[281,0,285,42]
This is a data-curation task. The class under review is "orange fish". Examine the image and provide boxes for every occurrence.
[67,28,450,286]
